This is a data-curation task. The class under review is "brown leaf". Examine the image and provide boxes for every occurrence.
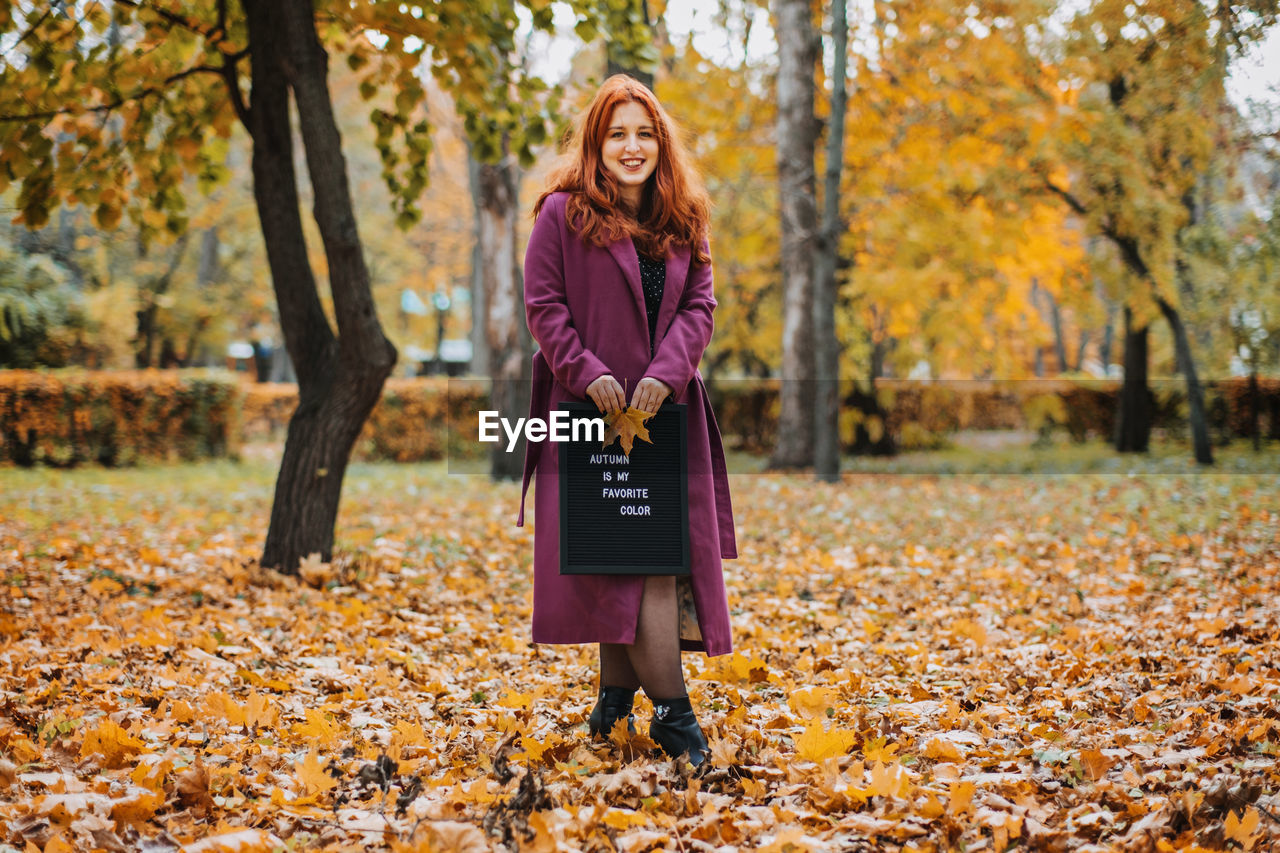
[175,758,214,814]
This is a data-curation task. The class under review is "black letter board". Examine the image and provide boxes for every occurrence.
[558,401,690,575]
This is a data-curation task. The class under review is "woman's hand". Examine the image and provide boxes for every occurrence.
[586,374,626,414]
[631,377,673,414]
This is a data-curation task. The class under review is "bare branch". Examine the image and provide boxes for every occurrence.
[222,49,251,131]
[1044,180,1089,217]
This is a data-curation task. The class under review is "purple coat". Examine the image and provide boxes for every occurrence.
[516,191,736,657]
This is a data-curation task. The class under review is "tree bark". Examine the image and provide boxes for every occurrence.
[770,0,819,470]
[1114,305,1150,453]
[814,0,848,483]
[1157,295,1213,465]
[1248,368,1261,452]
[244,0,396,573]
[475,145,531,481]
[466,150,491,378]
[1074,328,1089,372]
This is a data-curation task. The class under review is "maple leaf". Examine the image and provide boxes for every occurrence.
[296,747,338,796]
[869,760,912,799]
[794,723,857,763]
[1078,748,1113,782]
[298,552,333,588]
[789,686,838,720]
[1224,808,1261,851]
[79,719,146,769]
[601,407,655,457]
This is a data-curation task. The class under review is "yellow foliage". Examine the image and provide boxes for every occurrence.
[79,718,147,768]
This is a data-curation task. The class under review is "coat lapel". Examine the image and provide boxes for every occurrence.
[655,245,691,346]
[607,237,693,349]
[606,238,646,322]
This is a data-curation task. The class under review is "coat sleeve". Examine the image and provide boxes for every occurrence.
[645,238,715,395]
[524,195,611,398]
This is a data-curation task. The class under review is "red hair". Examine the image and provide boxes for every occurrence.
[534,75,711,264]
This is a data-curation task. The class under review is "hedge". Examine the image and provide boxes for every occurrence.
[0,369,240,467]
[3,371,1277,467]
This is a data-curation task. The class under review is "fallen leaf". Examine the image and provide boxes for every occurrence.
[794,723,857,762]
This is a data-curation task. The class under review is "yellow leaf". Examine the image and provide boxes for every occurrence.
[292,708,339,745]
[869,760,911,799]
[497,691,533,710]
[43,837,75,853]
[948,780,976,817]
[79,718,147,768]
[243,691,277,731]
[203,691,246,727]
[861,736,900,763]
[789,687,838,720]
[922,736,964,763]
[602,808,647,830]
[1224,808,1260,851]
[794,723,857,763]
[295,747,338,796]
[520,732,563,764]
[109,788,164,826]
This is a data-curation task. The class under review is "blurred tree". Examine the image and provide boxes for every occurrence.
[771,0,820,469]
[0,248,86,367]
[814,0,849,482]
[840,1,1086,383]
[658,31,779,385]
[1045,0,1280,463]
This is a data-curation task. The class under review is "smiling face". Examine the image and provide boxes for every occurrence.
[599,101,660,209]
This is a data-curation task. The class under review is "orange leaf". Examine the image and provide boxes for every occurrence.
[1224,808,1260,851]
[1079,748,1113,782]
[602,407,655,457]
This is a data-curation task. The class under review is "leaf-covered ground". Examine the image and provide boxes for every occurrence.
[1,448,1279,852]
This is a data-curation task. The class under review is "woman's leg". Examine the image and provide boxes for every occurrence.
[624,575,686,698]
[598,643,640,691]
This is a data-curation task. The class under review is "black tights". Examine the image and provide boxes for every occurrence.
[598,575,686,699]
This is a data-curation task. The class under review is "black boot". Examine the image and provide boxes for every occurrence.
[648,695,709,768]
[588,686,637,739]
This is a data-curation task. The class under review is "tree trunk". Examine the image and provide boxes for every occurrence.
[1074,328,1089,372]
[814,0,848,484]
[770,0,819,470]
[1248,367,1261,452]
[475,145,531,481]
[244,0,396,573]
[1099,294,1115,373]
[1114,305,1150,453]
[466,149,491,378]
[1157,295,1213,465]
[134,234,189,367]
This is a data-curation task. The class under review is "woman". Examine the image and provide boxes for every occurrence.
[515,75,736,768]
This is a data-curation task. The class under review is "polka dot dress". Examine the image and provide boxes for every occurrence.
[636,244,665,353]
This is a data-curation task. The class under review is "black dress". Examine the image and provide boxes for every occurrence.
[636,248,665,354]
